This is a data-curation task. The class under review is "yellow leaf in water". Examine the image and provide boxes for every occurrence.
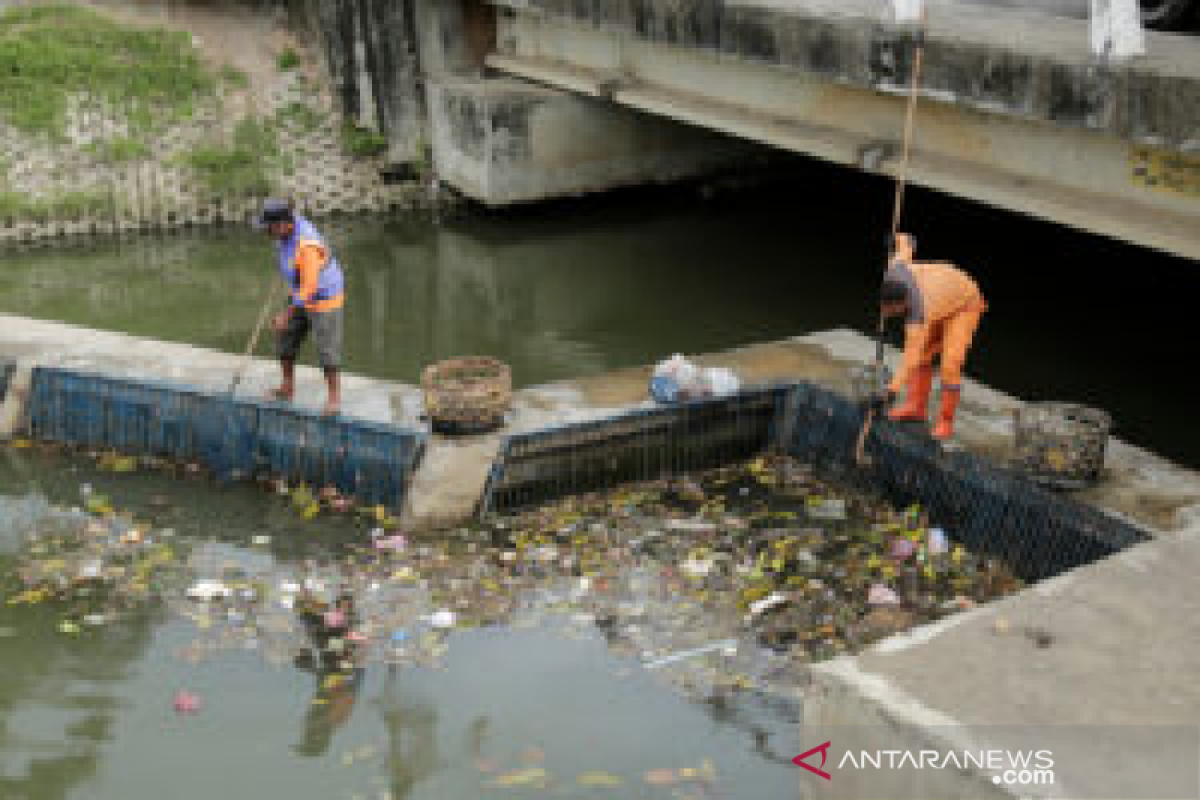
[373,505,387,523]
[576,771,623,788]
[771,558,785,572]
[108,455,137,473]
[488,767,548,788]
[311,697,328,706]
[644,769,677,786]
[321,673,344,690]
[880,564,895,578]
[291,484,313,508]
[302,502,321,520]
[58,620,81,635]
[10,438,32,449]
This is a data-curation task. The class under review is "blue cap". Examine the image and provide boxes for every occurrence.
[254,198,294,229]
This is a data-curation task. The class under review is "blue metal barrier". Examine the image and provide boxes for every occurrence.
[25,366,426,509]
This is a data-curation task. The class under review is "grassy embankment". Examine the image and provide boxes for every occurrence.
[0,4,379,223]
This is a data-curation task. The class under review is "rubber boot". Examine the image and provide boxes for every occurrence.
[887,365,933,422]
[932,384,962,440]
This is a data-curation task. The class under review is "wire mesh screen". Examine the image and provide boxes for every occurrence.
[480,379,1147,582]
[25,366,425,509]
[481,386,793,514]
[783,382,1148,581]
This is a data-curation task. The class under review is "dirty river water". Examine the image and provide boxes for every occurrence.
[0,440,1022,800]
[2,446,808,800]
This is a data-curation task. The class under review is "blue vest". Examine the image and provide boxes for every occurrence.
[277,216,345,309]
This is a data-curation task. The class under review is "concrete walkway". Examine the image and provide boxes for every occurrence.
[4,314,1200,533]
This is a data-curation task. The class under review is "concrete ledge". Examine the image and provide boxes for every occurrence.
[4,314,1198,533]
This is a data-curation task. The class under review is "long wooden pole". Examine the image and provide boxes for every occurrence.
[228,275,285,396]
[854,14,928,465]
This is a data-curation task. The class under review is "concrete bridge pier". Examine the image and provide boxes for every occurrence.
[412,0,759,205]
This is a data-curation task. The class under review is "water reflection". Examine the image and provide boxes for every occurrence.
[0,579,157,800]
[377,666,441,799]
[0,199,874,390]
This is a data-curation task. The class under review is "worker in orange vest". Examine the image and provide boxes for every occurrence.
[258,199,346,416]
[871,233,987,440]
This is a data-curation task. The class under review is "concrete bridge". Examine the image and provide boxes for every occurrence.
[409,0,1199,260]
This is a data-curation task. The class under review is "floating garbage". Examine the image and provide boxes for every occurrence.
[650,354,740,403]
[428,609,456,629]
[187,580,232,602]
[644,639,739,670]
[748,592,789,617]
[929,527,949,555]
[576,771,624,788]
[173,690,202,714]
[868,584,901,607]
[2,449,1023,711]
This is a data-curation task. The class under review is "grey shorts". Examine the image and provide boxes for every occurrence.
[277,308,343,370]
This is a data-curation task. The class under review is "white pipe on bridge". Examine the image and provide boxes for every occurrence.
[891,0,1144,61]
[891,0,924,23]
[1090,0,1145,60]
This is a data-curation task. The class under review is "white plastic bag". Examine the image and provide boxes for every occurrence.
[654,354,698,387]
[701,367,740,397]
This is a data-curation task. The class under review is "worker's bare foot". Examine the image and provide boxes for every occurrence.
[322,400,340,417]
[267,386,294,402]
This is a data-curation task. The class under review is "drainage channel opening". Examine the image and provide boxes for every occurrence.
[481,381,1149,585]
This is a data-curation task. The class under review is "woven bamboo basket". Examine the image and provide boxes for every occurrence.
[421,356,512,435]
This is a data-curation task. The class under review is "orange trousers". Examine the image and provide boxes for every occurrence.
[916,308,983,385]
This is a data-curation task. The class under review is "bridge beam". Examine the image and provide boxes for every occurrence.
[486,4,1200,260]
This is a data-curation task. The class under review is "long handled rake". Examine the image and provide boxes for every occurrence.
[854,12,928,466]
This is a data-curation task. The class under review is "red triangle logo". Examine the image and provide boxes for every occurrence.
[793,741,832,780]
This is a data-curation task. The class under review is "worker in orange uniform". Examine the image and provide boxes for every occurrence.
[257,199,346,416]
[872,233,986,440]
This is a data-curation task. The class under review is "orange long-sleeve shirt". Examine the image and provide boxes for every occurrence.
[885,260,986,393]
[291,242,343,312]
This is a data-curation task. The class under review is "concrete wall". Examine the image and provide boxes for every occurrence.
[427,77,758,205]
[293,0,426,164]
